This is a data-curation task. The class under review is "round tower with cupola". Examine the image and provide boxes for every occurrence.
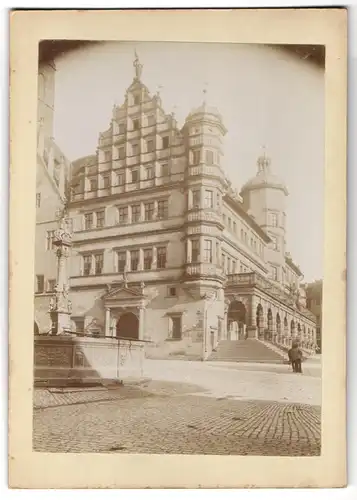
[240,150,288,286]
[181,95,228,299]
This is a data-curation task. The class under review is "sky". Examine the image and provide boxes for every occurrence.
[53,41,324,283]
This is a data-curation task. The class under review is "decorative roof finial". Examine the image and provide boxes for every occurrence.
[133,49,143,80]
[202,81,208,104]
[257,145,271,172]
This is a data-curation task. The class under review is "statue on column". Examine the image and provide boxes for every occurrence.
[49,208,73,335]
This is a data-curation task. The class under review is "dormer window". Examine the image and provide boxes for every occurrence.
[134,94,140,105]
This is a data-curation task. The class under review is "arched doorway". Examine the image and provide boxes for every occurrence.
[34,321,39,335]
[284,317,288,345]
[116,312,139,340]
[227,300,246,340]
[297,323,301,342]
[256,304,264,338]
[276,313,281,343]
[266,308,273,341]
[290,320,295,344]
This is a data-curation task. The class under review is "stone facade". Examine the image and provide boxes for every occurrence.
[34,59,71,334]
[41,53,317,359]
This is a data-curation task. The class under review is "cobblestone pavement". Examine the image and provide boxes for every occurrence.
[33,380,321,456]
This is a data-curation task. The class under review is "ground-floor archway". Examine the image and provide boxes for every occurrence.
[276,313,281,343]
[266,308,273,341]
[256,304,264,338]
[116,312,139,340]
[227,300,246,340]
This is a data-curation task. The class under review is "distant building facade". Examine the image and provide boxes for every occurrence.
[63,53,316,359]
[34,59,71,334]
[306,280,323,351]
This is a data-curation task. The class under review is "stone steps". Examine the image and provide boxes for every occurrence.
[208,339,287,364]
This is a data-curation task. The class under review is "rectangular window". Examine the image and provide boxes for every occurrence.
[232,260,236,274]
[171,316,182,340]
[144,202,154,221]
[102,176,110,189]
[158,200,168,219]
[36,193,41,208]
[131,204,141,223]
[131,169,139,183]
[47,279,56,292]
[228,217,232,229]
[205,150,214,165]
[134,95,140,105]
[118,206,128,224]
[83,255,92,276]
[133,119,140,130]
[144,248,153,270]
[130,250,139,271]
[84,213,93,230]
[271,235,278,250]
[270,212,278,227]
[162,136,169,149]
[168,287,177,297]
[192,189,201,208]
[104,151,111,162]
[191,239,200,262]
[157,247,167,269]
[96,210,105,228]
[117,252,126,272]
[132,143,139,156]
[147,115,155,126]
[119,123,125,135]
[145,166,154,180]
[89,178,97,191]
[46,230,55,250]
[118,146,125,159]
[272,266,278,281]
[227,258,231,274]
[94,254,103,275]
[216,242,220,266]
[222,214,227,224]
[161,163,169,177]
[192,150,200,165]
[204,190,213,209]
[36,275,44,293]
[222,254,226,272]
[203,240,213,263]
[117,172,125,185]
[147,140,154,153]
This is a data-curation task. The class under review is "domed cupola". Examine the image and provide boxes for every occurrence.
[240,151,288,196]
[185,90,227,135]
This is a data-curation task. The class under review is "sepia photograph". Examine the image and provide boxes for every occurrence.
[33,40,323,456]
[9,8,347,489]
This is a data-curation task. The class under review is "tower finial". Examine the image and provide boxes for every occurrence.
[202,81,208,104]
[257,145,271,172]
[133,49,143,80]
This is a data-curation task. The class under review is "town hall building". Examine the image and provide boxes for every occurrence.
[63,52,316,360]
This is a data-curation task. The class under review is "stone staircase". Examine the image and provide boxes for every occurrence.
[208,339,288,364]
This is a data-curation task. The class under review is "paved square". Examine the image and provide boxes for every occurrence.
[33,374,321,456]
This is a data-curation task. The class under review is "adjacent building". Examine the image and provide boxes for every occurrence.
[34,58,71,334]
[61,53,316,359]
[306,280,323,352]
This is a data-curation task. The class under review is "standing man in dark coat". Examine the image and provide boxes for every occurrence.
[288,342,303,373]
